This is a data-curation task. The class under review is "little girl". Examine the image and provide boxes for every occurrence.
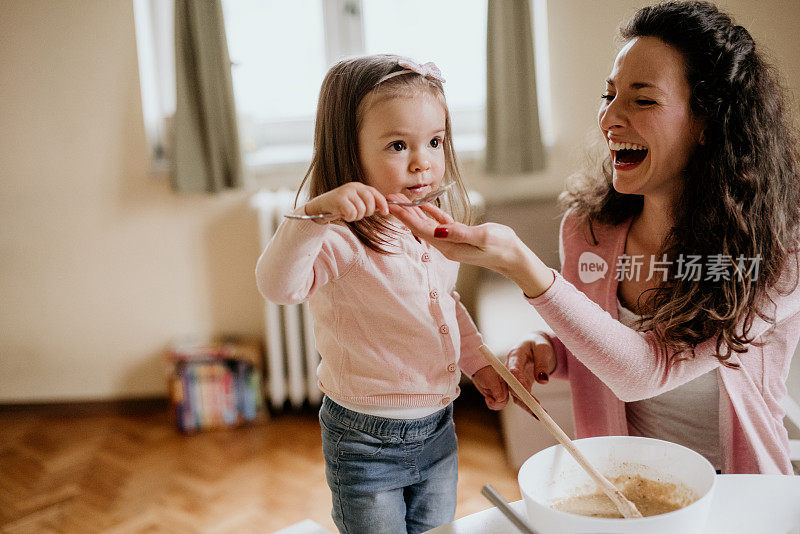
[256,55,506,534]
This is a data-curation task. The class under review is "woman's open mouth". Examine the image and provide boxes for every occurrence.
[610,141,648,171]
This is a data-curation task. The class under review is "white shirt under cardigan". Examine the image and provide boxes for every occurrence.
[617,299,723,471]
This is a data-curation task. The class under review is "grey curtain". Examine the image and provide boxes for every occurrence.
[173,0,242,193]
[486,0,545,175]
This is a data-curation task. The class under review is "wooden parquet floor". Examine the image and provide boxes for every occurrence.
[0,393,520,533]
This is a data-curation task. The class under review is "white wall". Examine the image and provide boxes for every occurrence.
[0,0,798,402]
[0,0,264,401]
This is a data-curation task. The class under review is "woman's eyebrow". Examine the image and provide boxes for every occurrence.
[606,78,664,92]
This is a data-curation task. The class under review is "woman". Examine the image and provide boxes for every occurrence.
[389,1,800,474]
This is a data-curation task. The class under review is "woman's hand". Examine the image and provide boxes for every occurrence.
[303,182,389,222]
[387,198,519,272]
[471,365,509,410]
[506,332,557,414]
[388,200,555,298]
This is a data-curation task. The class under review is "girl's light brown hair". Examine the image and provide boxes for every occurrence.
[297,54,471,253]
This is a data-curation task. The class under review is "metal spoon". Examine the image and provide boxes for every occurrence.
[387,181,455,206]
[284,182,454,221]
[481,484,538,534]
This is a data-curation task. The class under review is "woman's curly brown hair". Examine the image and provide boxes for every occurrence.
[561,1,800,367]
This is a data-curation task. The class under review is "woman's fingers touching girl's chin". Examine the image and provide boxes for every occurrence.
[418,203,455,224]
[388,203,434,229]
[389,202,465,241]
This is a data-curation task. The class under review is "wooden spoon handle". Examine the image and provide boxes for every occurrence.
[478,345,643,519]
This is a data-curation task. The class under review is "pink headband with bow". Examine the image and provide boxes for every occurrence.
[375,58,446,86]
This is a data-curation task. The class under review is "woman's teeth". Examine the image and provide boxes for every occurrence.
[609,141,648,151]
[610,141,648,167]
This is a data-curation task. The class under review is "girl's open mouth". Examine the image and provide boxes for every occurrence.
[406,184,430,193]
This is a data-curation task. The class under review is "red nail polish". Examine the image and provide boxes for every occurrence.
[434,227,449,238]
[537,372,549,383]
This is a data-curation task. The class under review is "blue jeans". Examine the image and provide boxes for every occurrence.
[319,396,458,534]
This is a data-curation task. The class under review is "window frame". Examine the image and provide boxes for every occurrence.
[133,0,551,188]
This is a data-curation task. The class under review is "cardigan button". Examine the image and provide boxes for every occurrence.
[441,397,450,405]
[447,363,457,373]
[430,289,439,300]
[421,252,431,262]
[439,325,449,335]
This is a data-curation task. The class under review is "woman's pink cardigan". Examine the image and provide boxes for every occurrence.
[527,210,800,474]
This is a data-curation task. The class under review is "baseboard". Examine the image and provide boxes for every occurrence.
[0,396,169,417]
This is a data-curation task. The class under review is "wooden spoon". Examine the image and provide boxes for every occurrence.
[478,344,643,519]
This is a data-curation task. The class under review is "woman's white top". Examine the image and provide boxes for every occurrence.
[618,299,722,471]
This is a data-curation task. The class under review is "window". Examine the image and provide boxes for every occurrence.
[221,1,328,167]
[222,0,487,172]
[133,0,175,170]
[133,0,551,180]
[361,1,487,154]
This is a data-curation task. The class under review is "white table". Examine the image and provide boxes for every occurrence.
[429,475,800,534]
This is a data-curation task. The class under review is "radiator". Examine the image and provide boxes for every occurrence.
[251,189,323,409]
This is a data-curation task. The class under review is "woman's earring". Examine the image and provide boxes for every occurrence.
[699,131,706,146]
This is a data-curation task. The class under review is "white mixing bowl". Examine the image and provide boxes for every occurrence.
[517,436,716,534]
